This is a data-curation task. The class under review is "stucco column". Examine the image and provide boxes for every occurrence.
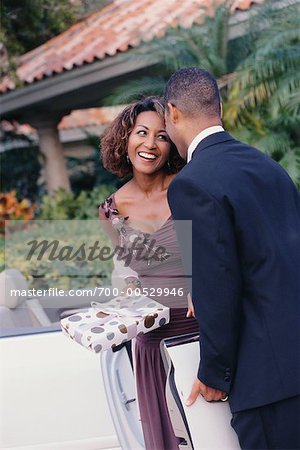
[30,114,71,193]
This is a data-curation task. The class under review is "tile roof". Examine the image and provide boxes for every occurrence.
[0,106,126,152]
[59,106,124,129]
[0,0,264,94]
[1,106,124,137]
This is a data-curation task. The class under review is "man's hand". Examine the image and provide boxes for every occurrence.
[185,379,228,405]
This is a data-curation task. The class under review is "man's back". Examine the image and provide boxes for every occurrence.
[169,131,300,411]
[164,65,300,449]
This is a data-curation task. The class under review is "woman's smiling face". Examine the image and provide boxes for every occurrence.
[127,111,171,175]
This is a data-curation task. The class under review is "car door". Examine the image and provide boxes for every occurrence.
[160,333,240,450]
[0,327,123,450]
[101,342,145,450]
[101,332,240,450]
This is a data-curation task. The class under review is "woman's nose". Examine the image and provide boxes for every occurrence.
[144,134,156,149]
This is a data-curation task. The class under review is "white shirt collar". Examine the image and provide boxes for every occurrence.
[187,126,224,162]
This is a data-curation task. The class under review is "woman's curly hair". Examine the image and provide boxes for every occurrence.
[100,96,185,178]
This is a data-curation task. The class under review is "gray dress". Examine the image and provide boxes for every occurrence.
[99,195,199,450]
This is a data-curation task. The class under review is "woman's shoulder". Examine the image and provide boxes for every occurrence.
[99,181,133,220]
[112,181,136,212]
[99,192,118,220]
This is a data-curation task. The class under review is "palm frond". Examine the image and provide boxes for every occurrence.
[269,72,300,117]
[229,1,300,129]
[229,119,300,186]
[253,131,292,159]
[103,76,166,105]
[279,149,300,187]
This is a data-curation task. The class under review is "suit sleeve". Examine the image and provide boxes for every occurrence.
[168,176,242,393]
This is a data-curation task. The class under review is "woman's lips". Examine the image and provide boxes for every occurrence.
[138,151,158,161]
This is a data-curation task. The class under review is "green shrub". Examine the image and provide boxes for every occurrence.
[5,217,114,290]
[38,184,115,220]
[0,146,43,201]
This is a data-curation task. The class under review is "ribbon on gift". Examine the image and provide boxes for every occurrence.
[90,300,143,341]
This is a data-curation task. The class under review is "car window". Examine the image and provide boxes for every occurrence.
[0,289,115,338]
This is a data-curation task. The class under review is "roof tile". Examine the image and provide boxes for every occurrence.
[0,106,125,137]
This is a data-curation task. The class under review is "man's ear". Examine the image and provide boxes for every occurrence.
[220,102,223,119]
[167,102,178,123]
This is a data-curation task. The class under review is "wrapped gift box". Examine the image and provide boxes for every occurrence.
[60,296,170,353]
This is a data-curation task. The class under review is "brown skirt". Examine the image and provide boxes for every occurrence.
[135,308,199,450]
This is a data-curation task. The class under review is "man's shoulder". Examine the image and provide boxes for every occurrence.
[191,134,281,178]
[170,136,283,197]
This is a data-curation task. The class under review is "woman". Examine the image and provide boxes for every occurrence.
[99,97,198,450]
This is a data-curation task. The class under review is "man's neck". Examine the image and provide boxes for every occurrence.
[184,119,223,146]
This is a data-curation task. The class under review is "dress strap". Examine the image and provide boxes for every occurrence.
[99,195,119,220]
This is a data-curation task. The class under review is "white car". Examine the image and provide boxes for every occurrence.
[0,270,239,450]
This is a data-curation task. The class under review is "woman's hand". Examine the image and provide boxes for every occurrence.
[186,292,195,318]
[124,276,142,296]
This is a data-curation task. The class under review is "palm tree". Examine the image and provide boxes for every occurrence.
[104,3,232,104]
[224,1,300,186]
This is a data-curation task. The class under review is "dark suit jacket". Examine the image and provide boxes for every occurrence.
[168,131,300,413]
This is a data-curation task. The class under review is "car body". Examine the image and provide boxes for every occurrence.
[1,285,239,450]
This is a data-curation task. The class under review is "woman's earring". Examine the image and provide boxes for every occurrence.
[126,155,130,164]
[167,160,171,171]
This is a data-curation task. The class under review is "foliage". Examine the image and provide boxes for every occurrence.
[5,219,114,290]
[104,75,166,106]
[0,190,36,272]
[225,2,300,122]
[150,3,230,76]
[1,135,121,203]
[0,191,35,233]
[3,182,118,289]
[0,145,43,201]
[38,184,115,220]
[77,0,113,17]
[0,0,113,58]
[67,138,122,195]
[1,0,78,56]
[224,1,300,186]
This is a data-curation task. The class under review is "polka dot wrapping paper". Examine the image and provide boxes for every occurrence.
[60,296,170,353]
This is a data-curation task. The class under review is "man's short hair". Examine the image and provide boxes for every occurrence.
[164,67,221,118]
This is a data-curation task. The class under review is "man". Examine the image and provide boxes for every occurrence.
[164,67,300,449]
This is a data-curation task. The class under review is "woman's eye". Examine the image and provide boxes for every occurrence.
[158,134,168,141]
[137,130,147,136]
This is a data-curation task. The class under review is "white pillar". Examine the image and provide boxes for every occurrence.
[30,115,71,193]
